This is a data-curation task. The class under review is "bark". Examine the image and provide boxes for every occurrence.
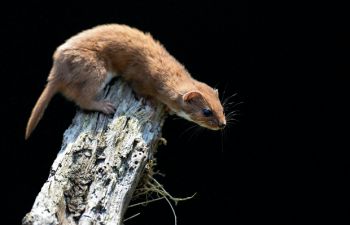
[23,79,166,225]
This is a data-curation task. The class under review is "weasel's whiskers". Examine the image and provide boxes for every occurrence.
[187,126,204,142]
[220,129,225,152]
[222,93,238,106]
[179,124,199,139]
[220,83,229,103]
[222,91,242,129]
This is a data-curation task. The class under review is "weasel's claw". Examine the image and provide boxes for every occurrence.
[101,101,116,115]
[158,137,167,146]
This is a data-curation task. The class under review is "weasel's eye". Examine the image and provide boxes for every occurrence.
[202,109,213,117]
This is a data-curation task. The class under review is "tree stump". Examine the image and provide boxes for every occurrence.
[23,78,166,225]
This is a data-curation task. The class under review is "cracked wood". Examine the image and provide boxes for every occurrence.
[23,78,166,225]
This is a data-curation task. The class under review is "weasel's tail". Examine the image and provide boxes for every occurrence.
[25,82,58,139]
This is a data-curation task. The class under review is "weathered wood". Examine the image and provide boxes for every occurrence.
[23,79,166,225]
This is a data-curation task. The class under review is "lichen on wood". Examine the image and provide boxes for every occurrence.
[23,78,166,225]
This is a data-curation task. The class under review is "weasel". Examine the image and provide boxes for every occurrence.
[25,24,226,139]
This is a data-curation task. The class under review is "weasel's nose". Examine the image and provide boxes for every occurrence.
[218,122,226,129]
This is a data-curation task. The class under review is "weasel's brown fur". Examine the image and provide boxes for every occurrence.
[25,24,226,139]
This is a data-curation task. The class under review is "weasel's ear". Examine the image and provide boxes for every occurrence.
[214,89,219,96]
[183,91,203,103]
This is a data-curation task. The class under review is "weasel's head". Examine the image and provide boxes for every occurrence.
[176,86,226,130]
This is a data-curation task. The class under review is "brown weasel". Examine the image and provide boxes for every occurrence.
[25,24,226,139]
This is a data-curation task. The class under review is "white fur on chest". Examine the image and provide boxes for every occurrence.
[176,111,193,122]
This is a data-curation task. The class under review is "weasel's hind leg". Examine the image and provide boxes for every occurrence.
[77,98,116,115]
[56,50,116,115]
[72,74,116,115]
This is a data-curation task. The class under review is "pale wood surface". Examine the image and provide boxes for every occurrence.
[23,79,166,225]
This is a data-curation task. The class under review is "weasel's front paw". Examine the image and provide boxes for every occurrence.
[100,101,116,115]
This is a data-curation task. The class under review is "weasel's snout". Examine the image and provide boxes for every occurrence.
[218,122,226,129]
[217,116,226,129]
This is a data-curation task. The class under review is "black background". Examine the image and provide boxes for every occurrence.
[1,1,347,225]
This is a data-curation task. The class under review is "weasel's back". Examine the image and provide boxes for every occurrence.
[56,24,163,55]
[54,24,171,76]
